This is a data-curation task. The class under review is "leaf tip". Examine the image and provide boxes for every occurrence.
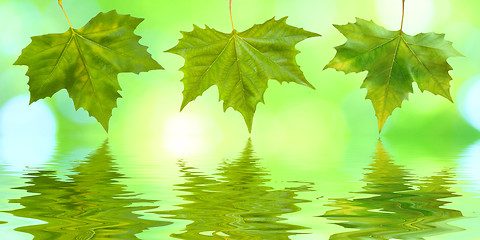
[447,94,454,103]
[246,120,253,133]
[165,46,176,54]
[192,24,201,30]
[309,31,322,38]
[279,16,288,22]
[241,113,254,134]
[377,116,387,134]
[100,119,110,132]
[454,48,466,58]
[323,63,332,71]
[304,81,316,90]
[151,60,164,70]
[13,58,22,66]
[155,63,165,70]
[180,99,189,112]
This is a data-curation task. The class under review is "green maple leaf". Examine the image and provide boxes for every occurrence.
[325,18,462,132]
[168,17,320,132]
[14,10,162,131]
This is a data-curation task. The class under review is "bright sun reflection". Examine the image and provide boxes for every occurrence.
[162,113,222,158]
[376,0,434,35]
[458,141,480,191]
[0,96,56,171]
[461,77,480,131]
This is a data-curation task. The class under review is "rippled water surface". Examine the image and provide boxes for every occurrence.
[1,136,479,240]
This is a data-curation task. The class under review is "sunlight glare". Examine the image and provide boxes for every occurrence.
[460,77,480,131]
[163,113,222,158]
[376,0,434,35]
[458,141,480,191]
[0,96,57,171]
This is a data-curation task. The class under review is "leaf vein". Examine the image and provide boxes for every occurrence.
[73,35,106,118]
[401,36,450,97]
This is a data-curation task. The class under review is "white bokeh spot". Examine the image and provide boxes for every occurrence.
[376,0,434,35]
[458,76,480,131]
[0,96,57,171]
[162,113,222,158]
[457,141,480,192]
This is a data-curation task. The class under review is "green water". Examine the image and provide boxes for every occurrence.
[156,140,312,239]
[0,136,479,240]
[4,141,169,239]
[322,142,464,239]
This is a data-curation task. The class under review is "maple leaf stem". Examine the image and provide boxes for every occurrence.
[229,0,235,30]
[400,0,405,33]
[58,0,73,29]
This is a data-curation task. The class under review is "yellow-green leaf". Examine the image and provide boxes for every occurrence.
[325,18,462,132]
[168,17,320,132]
[15,10,162,131]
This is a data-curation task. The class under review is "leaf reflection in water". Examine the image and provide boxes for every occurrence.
[4,140,170,239]
[157,139,313,239]
[321,140,464,240]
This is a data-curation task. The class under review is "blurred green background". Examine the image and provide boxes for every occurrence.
[0,0,479,160]
[1,1,480,239]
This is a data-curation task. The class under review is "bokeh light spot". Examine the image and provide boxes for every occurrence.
[0,96,56,171]
[458,76,480,131]
[458,141,480,191]
[162,113,222,158]
[376,0,434,35]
